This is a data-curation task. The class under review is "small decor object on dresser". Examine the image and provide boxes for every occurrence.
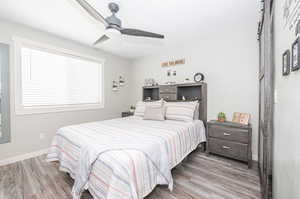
[207,120,252,168]
[194,72,205,82]
[144,78,156,86]
[282,50,290,76]
[183,78,192,83]
[217,112,226,122]
[232,112,251,125]
[292,37,300,71]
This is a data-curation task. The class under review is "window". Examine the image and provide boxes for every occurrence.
[14,38,104,114]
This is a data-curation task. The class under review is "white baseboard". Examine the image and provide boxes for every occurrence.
[0,148,49,166]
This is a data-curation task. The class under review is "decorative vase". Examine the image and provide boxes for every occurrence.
[218,117,225,122]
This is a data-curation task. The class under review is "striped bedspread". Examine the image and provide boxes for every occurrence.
[47,116,206,199]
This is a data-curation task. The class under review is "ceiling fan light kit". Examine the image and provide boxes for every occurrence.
[75,0,165,45]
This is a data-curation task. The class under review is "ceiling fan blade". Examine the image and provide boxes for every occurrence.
[75,0,109,27]
[120,28,164,39]
[93,35,110,45]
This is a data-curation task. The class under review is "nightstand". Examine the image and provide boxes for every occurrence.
[207,120,252,168]
[121,111,134,118]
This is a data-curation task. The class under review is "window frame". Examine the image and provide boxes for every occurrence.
[0,42,11,144]
[13,37,105,115]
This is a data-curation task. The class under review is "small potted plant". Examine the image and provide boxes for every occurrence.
[218,112,226,122]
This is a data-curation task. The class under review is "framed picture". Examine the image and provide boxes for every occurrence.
[292,37,300,71]
[232,112,251,125]
[282,50,290,76]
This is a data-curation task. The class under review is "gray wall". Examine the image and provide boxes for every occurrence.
[273,1,300,198]
[0,20,133,160]
[130,31,259,160]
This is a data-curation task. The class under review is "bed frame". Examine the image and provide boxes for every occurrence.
[143,82,208,151]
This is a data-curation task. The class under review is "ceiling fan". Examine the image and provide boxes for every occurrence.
[75,0,165,45]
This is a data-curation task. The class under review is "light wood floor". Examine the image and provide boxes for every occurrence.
[0,150,261,199]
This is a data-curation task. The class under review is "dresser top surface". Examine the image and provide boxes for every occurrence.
[208,120,252,129]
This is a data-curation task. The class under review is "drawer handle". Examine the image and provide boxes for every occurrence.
[222,146,231,150]
[223,133,231,136]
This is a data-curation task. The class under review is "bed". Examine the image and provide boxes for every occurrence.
[47,83,207,199]
[47,116,206,199]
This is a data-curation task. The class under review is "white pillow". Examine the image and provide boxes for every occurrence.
[143,105,165,121]
[165,101,198,122]
[134,100,163,117]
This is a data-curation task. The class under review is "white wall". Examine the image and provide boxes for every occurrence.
[130,31,259,160]
[273,1,300,198]
[0,19,133,160]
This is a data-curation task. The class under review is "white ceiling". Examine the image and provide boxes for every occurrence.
[0,0,258,59]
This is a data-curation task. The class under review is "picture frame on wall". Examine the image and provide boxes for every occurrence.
[282,50,290,76]
[292,37,300,71]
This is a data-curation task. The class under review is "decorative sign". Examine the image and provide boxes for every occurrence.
[232,112,251,125]
[283,0,300,31]
[161,59,185,67]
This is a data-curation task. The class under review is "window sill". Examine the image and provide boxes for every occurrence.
[15,103,105,115]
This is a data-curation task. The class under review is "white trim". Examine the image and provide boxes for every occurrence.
[13,36,105,115]
[252,154,258,161]
[0,148,49,166]
[12,36,105,63]
[0,40,10,45]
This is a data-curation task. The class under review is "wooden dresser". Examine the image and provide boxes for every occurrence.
[207,120,252,168]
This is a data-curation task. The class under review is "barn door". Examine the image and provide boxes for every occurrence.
[258,1,274,199]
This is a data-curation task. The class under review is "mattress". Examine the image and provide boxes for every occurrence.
[47,116,206,199]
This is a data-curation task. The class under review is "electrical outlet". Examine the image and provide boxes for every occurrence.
[40,133,46,140]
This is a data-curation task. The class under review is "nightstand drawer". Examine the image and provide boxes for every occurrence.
[209,125,249,143]
[159,85,177,93]
[208,138,248,161]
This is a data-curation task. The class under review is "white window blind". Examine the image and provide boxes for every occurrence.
[20,47,103,108]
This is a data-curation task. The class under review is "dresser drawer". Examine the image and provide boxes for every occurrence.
[208,138,248,161]
[159,93,177,101]
[159,85,177,93]
[209,125,249,143]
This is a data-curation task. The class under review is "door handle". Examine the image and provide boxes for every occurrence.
[222,146,231,150]
[223,133,231,136]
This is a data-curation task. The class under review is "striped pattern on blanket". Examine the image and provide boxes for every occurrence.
[47,116,206,199]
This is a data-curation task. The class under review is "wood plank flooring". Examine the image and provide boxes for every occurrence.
[0,150,261,199]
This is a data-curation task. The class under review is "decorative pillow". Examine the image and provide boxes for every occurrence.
[134,100,163,117]
[165,101,198,122]
[143,105,165,121]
